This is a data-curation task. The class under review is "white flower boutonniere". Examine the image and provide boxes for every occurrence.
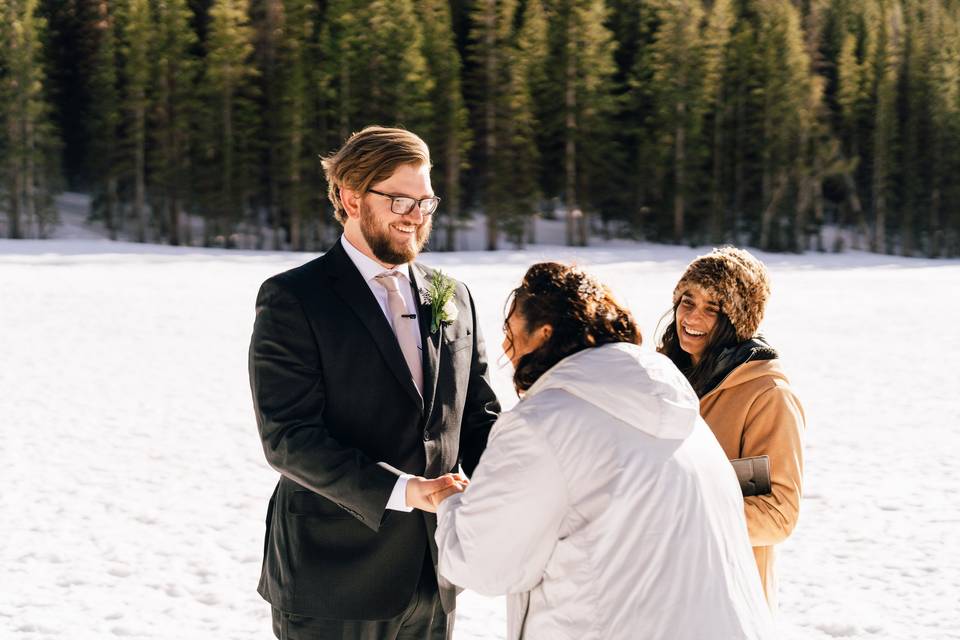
[423,270,457,334]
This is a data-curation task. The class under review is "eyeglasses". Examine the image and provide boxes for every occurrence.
[367,189,441,216]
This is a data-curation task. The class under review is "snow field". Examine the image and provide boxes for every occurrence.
[1,239,958,639]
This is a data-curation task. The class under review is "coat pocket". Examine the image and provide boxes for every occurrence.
[288,490,353,519]
[446,334,472,354]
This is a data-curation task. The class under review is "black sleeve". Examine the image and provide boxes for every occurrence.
[457,285,501,476]
[248,278,399,531]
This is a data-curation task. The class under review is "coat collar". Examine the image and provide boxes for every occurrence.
[700,336,778,399]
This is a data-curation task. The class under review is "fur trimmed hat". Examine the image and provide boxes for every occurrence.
[672,247,771,341]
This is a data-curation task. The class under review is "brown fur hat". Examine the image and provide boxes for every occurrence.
[672,247,771,341]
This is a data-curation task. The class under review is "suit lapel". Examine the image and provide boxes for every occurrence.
[410,263,440,424]
[327,240,424,412]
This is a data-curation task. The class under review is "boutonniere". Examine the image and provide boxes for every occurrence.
[421,270,458,334]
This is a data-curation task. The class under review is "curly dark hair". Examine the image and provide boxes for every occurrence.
[504,262,642,393]
[656,302,738,397]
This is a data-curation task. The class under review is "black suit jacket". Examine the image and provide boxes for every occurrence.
[249,239,500,620]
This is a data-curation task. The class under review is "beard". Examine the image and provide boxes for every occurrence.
[359,201,432,265]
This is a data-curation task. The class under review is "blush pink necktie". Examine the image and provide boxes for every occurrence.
[374,271,423,396]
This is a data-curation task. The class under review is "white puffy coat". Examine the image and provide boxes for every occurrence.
[436,343,775,640]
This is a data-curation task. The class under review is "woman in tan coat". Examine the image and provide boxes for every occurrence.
[658,247,805,611]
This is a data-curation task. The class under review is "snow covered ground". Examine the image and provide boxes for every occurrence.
[1,235,958,640]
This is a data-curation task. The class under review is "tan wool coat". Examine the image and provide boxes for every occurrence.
[699,358,805,611]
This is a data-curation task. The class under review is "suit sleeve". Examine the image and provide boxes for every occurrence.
[456,285,500,476]
[436,413,567,596]
[741,384,805,546]
[249,278,399,532]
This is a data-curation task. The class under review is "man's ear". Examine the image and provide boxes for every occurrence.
[341,186,362,220]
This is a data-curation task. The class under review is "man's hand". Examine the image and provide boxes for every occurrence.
[406,473,469,512]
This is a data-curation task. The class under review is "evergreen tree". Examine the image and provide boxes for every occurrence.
[703,0,735,243]
[0,0,59,239]
[504,0,548,246]
[121,0,151,242]
[868,0,902,253]
[198,0,259,246]
[308,16,336,249]
[553,0,619,246]
[648,0,704,243]
[924,0,960,256]
[328,0,433,134]
[87,0,121,239]
[467,0,519,250]
[835,29,870,249]
[253,0,325,250]
[898,0,925,256]
[0,0,10,236]
[622,0,662,239]
[325,0,362,141]
[415,0,471,250]
[276,0,318,251]
[151,0,200,246]
[753,0,818,250]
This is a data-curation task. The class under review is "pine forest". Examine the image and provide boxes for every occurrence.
[2,0,960,256]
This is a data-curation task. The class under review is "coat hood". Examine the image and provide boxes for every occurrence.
[523,342,699,440]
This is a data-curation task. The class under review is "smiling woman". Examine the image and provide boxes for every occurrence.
[675,285,726,366]
[658,247,806,612]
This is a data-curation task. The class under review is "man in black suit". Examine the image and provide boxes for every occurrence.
[249,126,500,639]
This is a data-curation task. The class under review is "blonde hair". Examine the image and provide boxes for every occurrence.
[321,126,431,224]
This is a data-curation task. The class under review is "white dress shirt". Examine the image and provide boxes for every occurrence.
[340,234,418,512]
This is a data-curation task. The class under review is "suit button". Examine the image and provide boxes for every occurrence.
[423,429,432,441]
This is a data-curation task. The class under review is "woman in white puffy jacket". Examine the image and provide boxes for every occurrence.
[434,263,775,640]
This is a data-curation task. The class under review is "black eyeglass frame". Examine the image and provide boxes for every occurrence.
[367,189,441,216]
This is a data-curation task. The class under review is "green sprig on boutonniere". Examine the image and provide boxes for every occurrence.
[423,270,458,335]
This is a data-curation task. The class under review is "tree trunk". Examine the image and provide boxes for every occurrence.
[759,170,788,250]
[929,187,941,258]
[223,83,234,247]
[564,20,577,247]
[673,105,686,244]
[107,175,118,240]
[290,128,303,251]
[793,127,811,253]
[25,113,36,237]
[266,0,283,250]
[134,100,147,242]
[710,100,725,243]
[483,0,498,251]
[794,170,811,253]
[339,56,350,140]
[928,126,943,258]
[813,173,825,251]
[168,196,180,246]
[733,82,745,239]
[872,143,887,253]
[444,136,460,252]
[8,170,23,240]
[841,144,868,251]
[761,100,773,237]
